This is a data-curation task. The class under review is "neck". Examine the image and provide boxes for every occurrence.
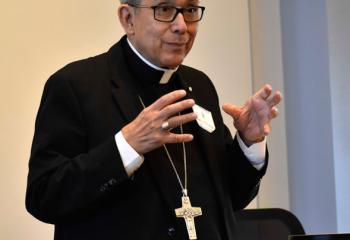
[127,38,178,84]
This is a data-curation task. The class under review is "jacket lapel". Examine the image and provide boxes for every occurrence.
[107,39,179,213]
[107,41,143,122]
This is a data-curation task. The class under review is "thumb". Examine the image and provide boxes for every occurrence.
[222,103,242,120]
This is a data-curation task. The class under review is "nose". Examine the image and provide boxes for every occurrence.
[171,12,188,34]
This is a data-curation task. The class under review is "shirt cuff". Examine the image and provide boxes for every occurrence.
[115,131,144,177]
[236,132,266,170]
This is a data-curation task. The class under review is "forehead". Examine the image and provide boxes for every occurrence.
[141,0,200,5]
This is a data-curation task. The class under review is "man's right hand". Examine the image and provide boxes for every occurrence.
[121,90,197,155]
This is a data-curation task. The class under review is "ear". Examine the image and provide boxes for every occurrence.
[118,4,136,35]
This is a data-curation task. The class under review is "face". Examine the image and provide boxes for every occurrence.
[127,0,200,69]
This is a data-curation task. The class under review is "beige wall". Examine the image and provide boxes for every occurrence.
[248,0,290,210]
[0,1,253,239]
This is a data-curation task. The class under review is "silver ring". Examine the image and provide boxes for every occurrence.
[161,121,171,131]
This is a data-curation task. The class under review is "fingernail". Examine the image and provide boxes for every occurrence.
[188,99,195,105]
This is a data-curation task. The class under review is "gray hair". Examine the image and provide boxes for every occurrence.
[119,0,141,4]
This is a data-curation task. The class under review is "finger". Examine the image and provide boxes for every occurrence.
[256,108,270,134]
[149,90,187,111]
[166,112,197,129]
[268,106,279,119]
[255,84,272,100]
[222,103,242,120]
[256,101,270,123]
[263,124,271,136]
[267,91,283,108]
[165,133,194,144]
[160,99,196,119]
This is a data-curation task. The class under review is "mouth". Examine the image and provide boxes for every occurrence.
[166,42,187,45]
[164,42,188,50]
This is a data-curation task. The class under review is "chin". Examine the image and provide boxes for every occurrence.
[161,55,186,69]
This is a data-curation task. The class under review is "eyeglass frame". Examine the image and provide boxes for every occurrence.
[127,4,206,23]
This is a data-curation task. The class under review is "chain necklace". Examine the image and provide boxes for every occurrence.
[138,95,202,240]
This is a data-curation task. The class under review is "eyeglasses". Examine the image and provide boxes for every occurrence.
[128,4,205,23]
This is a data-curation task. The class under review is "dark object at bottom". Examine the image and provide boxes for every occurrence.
[235,208,305,240]
[289,233,350,240]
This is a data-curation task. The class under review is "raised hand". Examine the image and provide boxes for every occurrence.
[222,85,282,146]
[122,90,197,154]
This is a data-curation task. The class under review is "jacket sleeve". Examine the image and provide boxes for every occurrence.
[25,73,129,224]
[225,128,268,211]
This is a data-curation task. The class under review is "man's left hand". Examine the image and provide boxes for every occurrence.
[222,84,282,147]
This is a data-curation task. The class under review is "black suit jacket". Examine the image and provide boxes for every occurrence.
[26,36,267,240]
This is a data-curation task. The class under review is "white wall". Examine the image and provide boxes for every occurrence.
[248,0,350,233]
[327,0,350,233]
[280,0,338,233]
[0,0,253,239]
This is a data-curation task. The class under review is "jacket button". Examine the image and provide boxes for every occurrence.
[167,227,176,237]
[108,178,117,185]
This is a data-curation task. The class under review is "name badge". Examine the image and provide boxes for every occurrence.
[192,104,216,133]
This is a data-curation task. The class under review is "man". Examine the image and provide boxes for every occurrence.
[26,0,282,239]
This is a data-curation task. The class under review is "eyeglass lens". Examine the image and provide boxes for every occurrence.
[155,6,203,22]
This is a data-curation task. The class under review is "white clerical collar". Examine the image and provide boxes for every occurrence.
[127,38,178,84]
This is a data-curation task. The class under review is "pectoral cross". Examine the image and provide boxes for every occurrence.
[175,196,202,240]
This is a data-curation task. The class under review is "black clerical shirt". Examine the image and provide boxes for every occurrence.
[122,38,226,240]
